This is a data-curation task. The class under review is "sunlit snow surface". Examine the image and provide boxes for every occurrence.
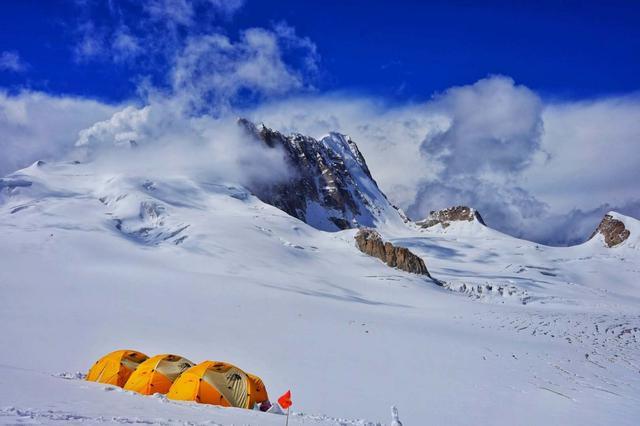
[1,161,639,425]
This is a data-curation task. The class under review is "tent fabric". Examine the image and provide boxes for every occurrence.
[167,361,268,408]
[247,373,269,406]
[86,350,148,387]
[123,354,194,395]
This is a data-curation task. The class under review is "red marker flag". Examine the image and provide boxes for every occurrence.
[278,390,292,409]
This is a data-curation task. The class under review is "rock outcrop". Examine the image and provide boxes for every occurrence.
[238,118,403,231]
[590,213,631,247]
[416,206,485,229]
[355,228,429,276]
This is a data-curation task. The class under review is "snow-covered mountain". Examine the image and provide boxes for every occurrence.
[238,118,406,231]
[1,126,640,425]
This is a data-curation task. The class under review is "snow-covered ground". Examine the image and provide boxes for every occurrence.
[1,160,639,425]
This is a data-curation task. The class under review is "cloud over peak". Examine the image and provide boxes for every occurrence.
[423,76,544,177]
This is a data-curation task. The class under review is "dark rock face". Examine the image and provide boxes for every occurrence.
[355,228,429,276]
[590,214,630,247]
[416,206,485,229]
[238,118,400,231]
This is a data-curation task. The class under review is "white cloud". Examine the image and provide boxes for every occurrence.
[0,91,120,177]
[76,106,151,147]
[145,0,195,27]
[422,76,543,177]
[171,28,315,114]
[407,76,547,237]
[524,95,640,212]
[68,0,315,115]
[144,0,244,26]
[112,26,142,62]
[205,0,245,18]
[0,51,28,72]
[273,22,321,73]
[0,89,291,190]
[73,22,106,62]
[72,0,247,65]
[71,99,291,188]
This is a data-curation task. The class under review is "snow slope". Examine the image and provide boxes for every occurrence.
[1,160,639,425]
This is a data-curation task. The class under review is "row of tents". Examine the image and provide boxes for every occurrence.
[86,350,269,410]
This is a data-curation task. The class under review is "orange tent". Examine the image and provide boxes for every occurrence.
[167,361,268,408]
[247,373,269,406]
[123,354,194,395]
[86,350,148,387]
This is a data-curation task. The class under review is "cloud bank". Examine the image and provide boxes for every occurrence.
[73,99,291,188]
[0,90,119,177]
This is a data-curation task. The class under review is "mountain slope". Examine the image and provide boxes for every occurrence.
[1,155,639,424]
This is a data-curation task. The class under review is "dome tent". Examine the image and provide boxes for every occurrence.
[123,354,194,395]
[167,361,268,408]
[247,373,269,406]
[86,349,148,387]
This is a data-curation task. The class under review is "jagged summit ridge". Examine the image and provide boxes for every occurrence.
[416,205,486,229]
[238,118,403,231]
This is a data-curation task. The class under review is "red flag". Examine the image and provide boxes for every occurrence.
[278,390,292,409]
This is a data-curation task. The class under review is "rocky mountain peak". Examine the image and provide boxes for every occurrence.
[590,212,631,248]
[416,206,486,229]
[238,118,403,231]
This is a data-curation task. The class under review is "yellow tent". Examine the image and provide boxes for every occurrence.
[86,349,148,387]
[123,354,194,395]
[247,373,269,406]
[167,361,268,408]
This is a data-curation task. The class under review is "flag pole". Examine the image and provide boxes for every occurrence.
[285,406,290,426]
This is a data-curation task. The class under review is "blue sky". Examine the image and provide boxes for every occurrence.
[0,0,639,245]
[1,0,639,102]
